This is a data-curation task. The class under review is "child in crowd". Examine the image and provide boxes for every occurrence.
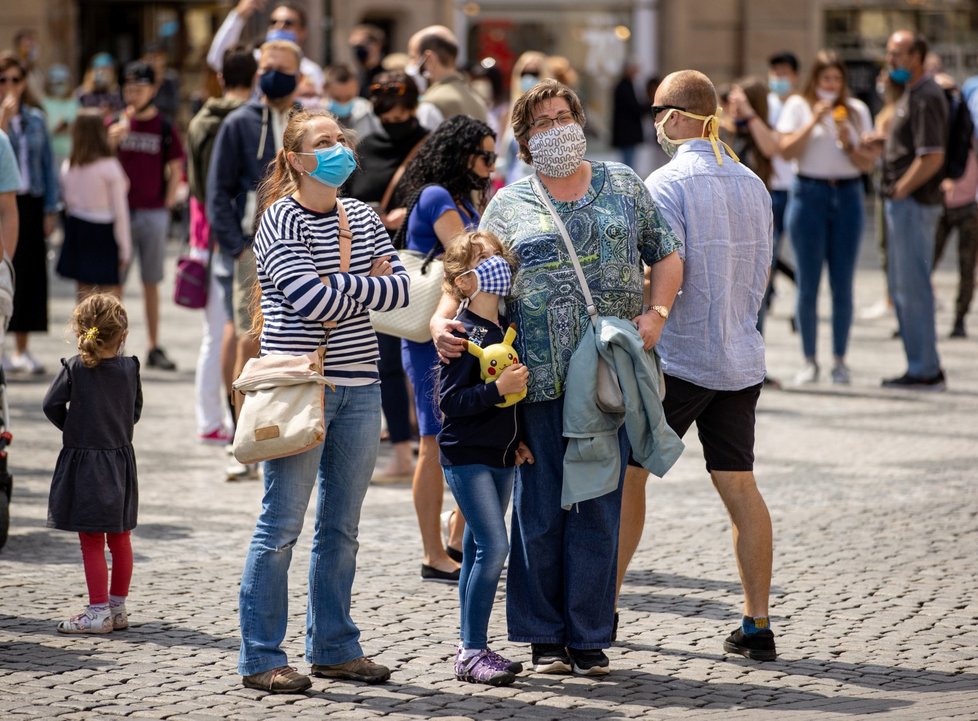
[57,109,131,299]
[42,293,142,633]
[437,230,532,686]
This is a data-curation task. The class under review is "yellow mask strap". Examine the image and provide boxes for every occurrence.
[663,107,740,165]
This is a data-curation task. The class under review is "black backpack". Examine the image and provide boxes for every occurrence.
[943,88,975,181]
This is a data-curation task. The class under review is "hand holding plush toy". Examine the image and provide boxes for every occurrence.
[465,324,528,408]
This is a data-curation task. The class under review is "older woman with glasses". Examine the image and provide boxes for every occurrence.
[431,79,682,675]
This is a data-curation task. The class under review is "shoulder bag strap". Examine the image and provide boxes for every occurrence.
[531,176,598,326]
[379,136,427,214]
[322,198,353,331]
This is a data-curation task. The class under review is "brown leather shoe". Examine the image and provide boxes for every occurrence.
[311,656,391,684]
[242,665,312,693]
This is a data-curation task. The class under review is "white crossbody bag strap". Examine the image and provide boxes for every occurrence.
[531,176,598,326]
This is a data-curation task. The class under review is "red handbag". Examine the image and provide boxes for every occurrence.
[173,255,208,309]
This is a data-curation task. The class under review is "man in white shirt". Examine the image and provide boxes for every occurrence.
[207,0,324,93]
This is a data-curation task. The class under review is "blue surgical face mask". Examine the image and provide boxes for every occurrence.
[259,69,297,100]
[327,98,354,118]
[295,144,357,188]
[520,74,539,94]
[768,76,791,96]
[889,67,912,85]
[462,253,512,299]
[265,28,298,43]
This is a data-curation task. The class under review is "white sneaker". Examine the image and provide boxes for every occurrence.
[859,299,893,320]
[793,360,819,385]
[12,351,44,375]
[831,362,851,385]
[226,460,259,481]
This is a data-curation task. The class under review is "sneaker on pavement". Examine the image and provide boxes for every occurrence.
[226,460,259,481]
[531,643,572,674]
[242,665,311,693]
[10,351,45,375]
[455,649,516,686]
[147,347,177,371]
[723,627,778,661]
[57,606,113,634]
[881,370,946,392]
[311,655,391,684]
[859,298,893,320]
[830,362,851,385]
[486,647,523,674]
[111,604,128,630]
[567,647,610,676]
[950,318,966,338]
[199,426,233,445]
[793,360,819,385]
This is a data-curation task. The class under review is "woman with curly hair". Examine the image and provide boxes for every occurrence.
[396,113,496,583]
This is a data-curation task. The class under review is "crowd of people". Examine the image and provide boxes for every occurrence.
[1,1,974,695]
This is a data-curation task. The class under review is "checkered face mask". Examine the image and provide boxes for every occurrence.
[463,253,512,299]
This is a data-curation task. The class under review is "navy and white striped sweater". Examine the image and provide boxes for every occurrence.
[253,196,410,385]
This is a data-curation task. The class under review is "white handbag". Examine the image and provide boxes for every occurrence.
[231,348,334,464]
[369,247,443,343]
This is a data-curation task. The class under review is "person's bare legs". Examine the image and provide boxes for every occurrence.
[446,507,466,553]
[616,465,650,604]
[14,331,28,355]
[413,435,458,573]
[221,321,237,395]
[711,470,772,617]
[143,282,160,350]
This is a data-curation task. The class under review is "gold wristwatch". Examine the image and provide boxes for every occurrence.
[649,305,670,320]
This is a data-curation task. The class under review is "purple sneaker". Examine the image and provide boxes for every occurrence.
[455,649,516,686]
[486,647,523,674]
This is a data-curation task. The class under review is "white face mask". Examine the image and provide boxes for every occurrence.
[405,56,429,93]
[527,123,587,178]
[815,88,839,104]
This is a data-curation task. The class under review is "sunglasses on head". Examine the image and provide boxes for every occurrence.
[369,81,407,96]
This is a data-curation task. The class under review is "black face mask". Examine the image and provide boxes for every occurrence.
[382,118,420,143]
[353,44,370,64]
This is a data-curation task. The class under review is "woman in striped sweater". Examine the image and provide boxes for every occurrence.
[237,109,409,693]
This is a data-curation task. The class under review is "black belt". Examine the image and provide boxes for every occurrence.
[797,175,861,187]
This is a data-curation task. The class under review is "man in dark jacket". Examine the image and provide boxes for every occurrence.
[611,63,646,170]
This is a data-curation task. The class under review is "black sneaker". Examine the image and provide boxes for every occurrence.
[950,319,966,338]
[723,627,778,661]
[567,647,610,676]
[147,347,177,371]
[881,370,946,391]
[531,643,572,674]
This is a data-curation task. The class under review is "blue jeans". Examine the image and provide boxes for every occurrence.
[443,463,514,649]
[506,397,627,650]
[757,189,789,334]
[885,197,943,377]
[788,176,864,359]
[238,384,381,676]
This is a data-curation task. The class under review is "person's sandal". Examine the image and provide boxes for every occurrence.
[57,607,113,634]
[111,605,128,630]
[242,665,312,693]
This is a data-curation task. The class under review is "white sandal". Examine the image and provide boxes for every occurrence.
[111,604,128,630]
[57,606,113,634]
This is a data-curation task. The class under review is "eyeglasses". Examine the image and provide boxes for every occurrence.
[530,111,576,132]
[369,81,407,96]
[474,150,497,165]
[269,17,297,28]
[651,104,687,122]
[0,75,24,86]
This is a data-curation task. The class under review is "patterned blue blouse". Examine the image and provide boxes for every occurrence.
[479,161,680,403]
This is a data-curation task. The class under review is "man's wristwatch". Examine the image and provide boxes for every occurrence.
[649,304,670,320]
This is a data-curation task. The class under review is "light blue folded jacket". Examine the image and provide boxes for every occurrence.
[561,317,685,510]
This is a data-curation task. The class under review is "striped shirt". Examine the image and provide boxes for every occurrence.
[253,196,410,386]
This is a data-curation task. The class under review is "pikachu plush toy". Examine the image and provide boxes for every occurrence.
[465,324,527,408]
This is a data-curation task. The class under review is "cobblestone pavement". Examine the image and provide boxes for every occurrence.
[1,239,976,721]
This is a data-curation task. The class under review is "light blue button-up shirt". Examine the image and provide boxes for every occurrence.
[645,140,772,391]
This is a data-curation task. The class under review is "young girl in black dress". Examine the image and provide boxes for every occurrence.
[42,293,142,633]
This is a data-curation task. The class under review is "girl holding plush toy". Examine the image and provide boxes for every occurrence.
[437,229,533,686]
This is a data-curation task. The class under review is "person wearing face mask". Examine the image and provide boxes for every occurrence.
[774,50,876,386]
[643,69,776,663]
[345,72,430,483]
[349,24,386,98]
[76,53,124,118]
[238,108,408,693]
[42,64,79,171]
[498,52,549,185]
[878,30,949,391]
[406,25,487,124]
[323,64,372,130]
[206,0,325,94]
[395,115,497,584]
[430,79,682,675]
[208,39,303,479]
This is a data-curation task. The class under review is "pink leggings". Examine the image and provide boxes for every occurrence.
[78,531,133,605]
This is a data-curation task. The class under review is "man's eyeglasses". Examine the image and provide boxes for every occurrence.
[0,75,24,86]
[269,17,297,28]
[651,104,687,122]
[530,111,576,132]
[474,150,497,165]
[369,81,407,97]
